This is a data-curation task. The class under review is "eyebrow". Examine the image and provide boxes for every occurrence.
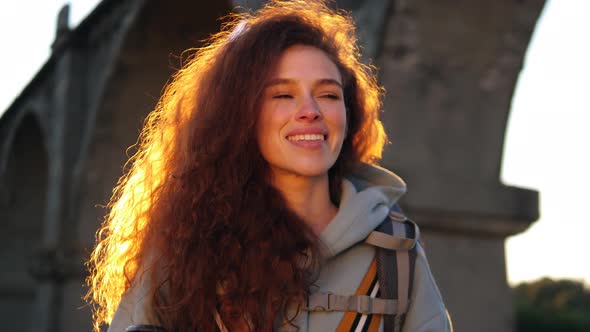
[264,78,343,88]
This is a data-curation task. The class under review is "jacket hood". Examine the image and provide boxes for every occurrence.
[319,163,406,258]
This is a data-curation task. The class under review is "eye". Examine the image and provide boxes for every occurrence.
[320,93,340,100]
[273,94,293,99]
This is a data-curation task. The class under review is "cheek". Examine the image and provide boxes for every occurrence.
[328,106,347,138]
[258,103,292,136]
[256,105,287,153]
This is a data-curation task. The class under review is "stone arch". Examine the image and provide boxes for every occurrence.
[77,2,232,245]
[0,112,48,331]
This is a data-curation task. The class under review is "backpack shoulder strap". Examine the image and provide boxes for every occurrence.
[304,204,419,331]
[371,203,419,332]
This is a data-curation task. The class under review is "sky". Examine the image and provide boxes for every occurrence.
[502,0,590,285]
[0,1,588,286]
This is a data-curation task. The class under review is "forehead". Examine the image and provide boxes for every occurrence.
[270,45,342,83]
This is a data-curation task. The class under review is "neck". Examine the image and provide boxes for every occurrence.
[271,171,338,235]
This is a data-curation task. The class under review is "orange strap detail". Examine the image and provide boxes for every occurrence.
[335,258,382,332]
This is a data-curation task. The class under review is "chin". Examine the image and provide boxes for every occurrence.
[286,161,335,178]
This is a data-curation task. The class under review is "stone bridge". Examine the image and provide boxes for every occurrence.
[0,0,543,331]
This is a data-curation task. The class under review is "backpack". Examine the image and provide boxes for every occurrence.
[304,203,419,332]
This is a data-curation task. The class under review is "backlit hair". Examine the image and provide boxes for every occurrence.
[86,1,387,331]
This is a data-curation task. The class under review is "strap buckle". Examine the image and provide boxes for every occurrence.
[307,292,334,312]
[357,295,373,315]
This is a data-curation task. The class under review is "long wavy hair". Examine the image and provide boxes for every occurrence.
[86,0,387,331]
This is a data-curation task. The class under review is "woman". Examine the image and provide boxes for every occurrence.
[86,0,452,331]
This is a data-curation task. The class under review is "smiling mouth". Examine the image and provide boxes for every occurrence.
[286,134,326,141]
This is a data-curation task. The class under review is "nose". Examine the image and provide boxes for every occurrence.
[296,97,321,122]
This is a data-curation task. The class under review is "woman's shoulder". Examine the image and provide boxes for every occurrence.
[108,271,161,331]
[107,252,168,331]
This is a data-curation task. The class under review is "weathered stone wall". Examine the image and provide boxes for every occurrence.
[0,114,47,332]
[376,1,544,331]
[0,1,232,331]
[423,232,515,332]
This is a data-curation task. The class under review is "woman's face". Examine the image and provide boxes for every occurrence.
[257,45,347,180]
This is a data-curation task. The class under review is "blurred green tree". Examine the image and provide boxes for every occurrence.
[514,278,590,332]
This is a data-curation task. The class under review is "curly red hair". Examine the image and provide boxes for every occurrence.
[86,1,387,331]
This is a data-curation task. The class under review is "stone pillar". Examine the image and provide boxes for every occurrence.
[0,114,48,332]
[377,1,544,331]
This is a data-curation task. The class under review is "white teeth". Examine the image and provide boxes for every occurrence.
[287,134,325,141]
